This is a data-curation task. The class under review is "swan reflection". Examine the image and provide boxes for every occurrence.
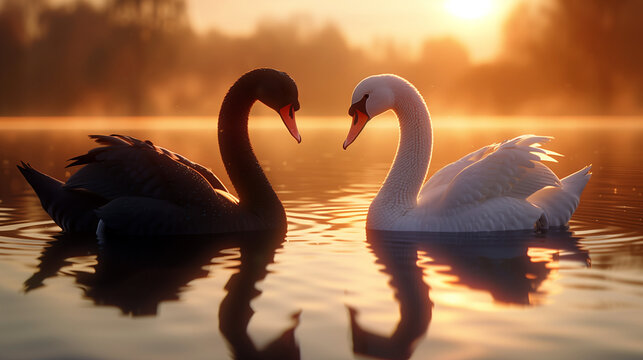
[349,229,589,359]
[24,231,300,359]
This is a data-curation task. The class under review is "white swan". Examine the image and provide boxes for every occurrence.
[343,74,591,232]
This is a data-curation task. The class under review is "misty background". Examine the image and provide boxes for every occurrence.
[0,0,641,117]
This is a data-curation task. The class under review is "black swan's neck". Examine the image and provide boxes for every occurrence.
[218,77,285,224]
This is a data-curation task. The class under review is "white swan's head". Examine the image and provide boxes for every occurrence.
[343,75,400,149]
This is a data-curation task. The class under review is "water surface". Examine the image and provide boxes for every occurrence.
[0,116,642,359]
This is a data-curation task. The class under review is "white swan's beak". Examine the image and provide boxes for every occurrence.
[343,109,369,150]
[279,104,301,143]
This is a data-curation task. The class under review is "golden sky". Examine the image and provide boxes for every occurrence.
[186,0,530,62]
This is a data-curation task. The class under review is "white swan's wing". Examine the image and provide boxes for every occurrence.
[432,135,562,214]
[419,144,495,200]
[64,135,236,209]
[527,165,592,227]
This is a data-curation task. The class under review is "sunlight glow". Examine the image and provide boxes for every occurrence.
[444,0,494,19]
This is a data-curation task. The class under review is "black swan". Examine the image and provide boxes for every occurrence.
[18,68,301,236]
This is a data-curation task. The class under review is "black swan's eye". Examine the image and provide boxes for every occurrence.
[364,94,369,99]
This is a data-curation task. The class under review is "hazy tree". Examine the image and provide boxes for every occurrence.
[0,1,28,114]
[501,0,643,114]
[107,0,187,30]
[0,0,640,116]
[409,37,470,111]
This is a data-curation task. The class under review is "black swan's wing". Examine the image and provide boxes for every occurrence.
[68,135,228,194]
[107,135,228,192]
[64,135,227,203]
[63,135,241,235]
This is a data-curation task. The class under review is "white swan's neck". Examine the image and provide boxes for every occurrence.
[370,83,432,219]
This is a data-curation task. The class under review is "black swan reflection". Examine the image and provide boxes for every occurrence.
[18,68,301,236]
[23,231,300,359]
[348,230,589,359]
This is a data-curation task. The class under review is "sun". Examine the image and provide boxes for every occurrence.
[444,0,494,20]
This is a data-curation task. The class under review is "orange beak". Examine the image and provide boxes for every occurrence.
[279,104,301,143]
[343,109,369,149]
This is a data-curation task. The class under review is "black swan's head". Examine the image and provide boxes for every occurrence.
[246,68,302,143]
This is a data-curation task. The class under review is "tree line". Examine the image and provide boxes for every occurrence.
[0,0,641,117]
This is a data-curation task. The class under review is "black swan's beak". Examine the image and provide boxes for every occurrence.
[279,104,301,143]
[343,108,369,150]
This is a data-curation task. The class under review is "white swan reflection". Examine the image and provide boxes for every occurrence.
[348,229,589,359]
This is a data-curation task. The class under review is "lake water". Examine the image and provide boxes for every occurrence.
[0,116,642,360]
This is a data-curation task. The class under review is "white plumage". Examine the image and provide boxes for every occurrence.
[344,74,591,232]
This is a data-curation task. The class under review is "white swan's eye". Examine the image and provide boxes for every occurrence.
[349,93,369,123]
